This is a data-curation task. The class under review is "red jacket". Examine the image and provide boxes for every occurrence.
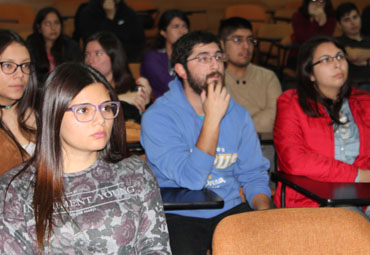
[291,11,336,44]
[273,88,370,208]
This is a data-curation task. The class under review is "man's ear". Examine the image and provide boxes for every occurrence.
[220,39,225,51]
[337,23,343,33]
[174,63,187,80]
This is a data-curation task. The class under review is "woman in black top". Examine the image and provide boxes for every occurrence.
[75,0,146,62]
[26,7,82,84]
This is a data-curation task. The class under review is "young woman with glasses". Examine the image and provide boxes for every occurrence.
[0,62,171,254]
[273,36,370,213]
[0,29,38,176]
[26,7,82,84]
[84,31,151,123]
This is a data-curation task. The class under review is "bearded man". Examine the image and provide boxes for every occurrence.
[141,30,271,255]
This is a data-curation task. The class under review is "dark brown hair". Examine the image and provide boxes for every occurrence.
[296,35,350,125]
[0,29,38,160]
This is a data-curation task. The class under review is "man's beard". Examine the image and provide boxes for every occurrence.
[187,70,225,95]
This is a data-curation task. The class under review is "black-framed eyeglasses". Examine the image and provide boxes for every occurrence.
[0,61,34,75]
[65,101,120,123]
[310,0,325,4]
[187,52,228,64]
[225,36,258,46]
[311,52,347,67]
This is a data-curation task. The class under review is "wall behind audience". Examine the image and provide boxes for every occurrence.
[0,0,293,34]
[2,0,370,34]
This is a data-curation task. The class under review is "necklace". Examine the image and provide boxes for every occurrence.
[0,100,18,109]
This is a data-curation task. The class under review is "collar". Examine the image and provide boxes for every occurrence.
[0,100,18,109]
[225,65,253,85]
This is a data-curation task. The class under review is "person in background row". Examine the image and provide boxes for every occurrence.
[0,29,38,176]
[273,36,370,217]
[335,2,370,90]
[0,62,171,254]
[141,9,189,99]
[84,31,151,123]
[219,17,282,175]
[76,0,146,62]
[26,7,82,85]
[288,0,337,68]
[219,17,282,133]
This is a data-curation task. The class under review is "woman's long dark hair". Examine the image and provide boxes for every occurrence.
[296,35,351,125]
[26,62,127,250]
[0,29,38,160]
[153,9,190,49]
[84,31,136,94]
[299,0,334,19]
[28,7,65,82]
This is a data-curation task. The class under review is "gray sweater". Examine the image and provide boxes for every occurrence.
[0,156,171,254]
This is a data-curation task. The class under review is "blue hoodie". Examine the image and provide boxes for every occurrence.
[141,78,271,218]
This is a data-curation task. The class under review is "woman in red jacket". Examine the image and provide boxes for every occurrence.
[274,35,370,208]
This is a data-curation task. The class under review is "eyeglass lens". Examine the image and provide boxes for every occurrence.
[0,62,32,74]
[73,102,119,122]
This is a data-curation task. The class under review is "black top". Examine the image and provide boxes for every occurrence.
[337,35,370,85]
[121,100,141,124]
[75,0,146,62]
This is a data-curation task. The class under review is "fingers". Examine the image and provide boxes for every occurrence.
[133,99,145,112]
[206,80,229,100]
[134,91,147,112]
[137,77,152,104]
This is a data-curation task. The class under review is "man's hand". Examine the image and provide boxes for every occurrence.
[252,194,271,210]
[196,80,230,156]
[359,169,370,182]
[345,47,370,66]
[200,80,230,124]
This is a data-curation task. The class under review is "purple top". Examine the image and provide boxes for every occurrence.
[140,49,176,99]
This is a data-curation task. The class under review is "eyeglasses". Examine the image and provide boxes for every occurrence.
[65,101,120,123]
[310,0,325,4]
[187,52,228,64]
[311,52,346,67]
[0,61,34,75]
[225,36,258,46]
